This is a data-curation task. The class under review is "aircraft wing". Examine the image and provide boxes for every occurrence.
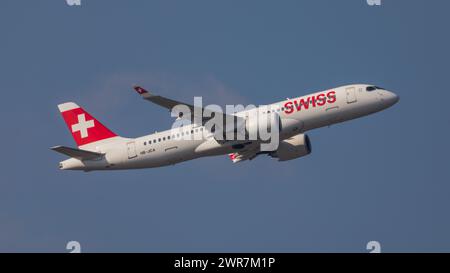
[51,146,104,160]
[133,85,244,126]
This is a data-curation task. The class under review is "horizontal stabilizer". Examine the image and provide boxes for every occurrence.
[51,146,104,160]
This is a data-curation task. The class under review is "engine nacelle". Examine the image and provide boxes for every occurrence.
[270,134,312,161]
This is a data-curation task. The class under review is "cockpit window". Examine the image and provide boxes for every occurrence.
[366,86,385,92]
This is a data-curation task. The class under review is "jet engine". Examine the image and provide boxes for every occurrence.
[270,134,312,161]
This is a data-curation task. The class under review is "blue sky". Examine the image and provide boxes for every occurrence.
[0,0,449,252]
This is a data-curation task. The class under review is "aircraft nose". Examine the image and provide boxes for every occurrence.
[381,90,399,107]
[388,91,399,105]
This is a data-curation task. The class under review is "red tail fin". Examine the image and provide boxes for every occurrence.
[58,102,117,147]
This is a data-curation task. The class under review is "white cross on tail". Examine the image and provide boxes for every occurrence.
[71,114,95,138]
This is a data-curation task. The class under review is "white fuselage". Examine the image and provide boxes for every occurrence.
[59,84,399,171]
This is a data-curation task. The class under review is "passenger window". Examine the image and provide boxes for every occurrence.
[168,136,170,140]
[144,142,147,145]
[191,130,194,134]
[153,140,156,143]
[158,138,161,142]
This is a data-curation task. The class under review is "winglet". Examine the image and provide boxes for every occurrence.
[228,153,239,163]
[133,85,149,95]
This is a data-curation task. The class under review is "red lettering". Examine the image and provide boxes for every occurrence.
[284,101,294,114]
[299,97,310,110]
[327,91,336,103]
[293,100,302,111]
[284,92,331,115]
[316,93,326,106]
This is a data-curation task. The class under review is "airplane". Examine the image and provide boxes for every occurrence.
[52,84,399,171]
